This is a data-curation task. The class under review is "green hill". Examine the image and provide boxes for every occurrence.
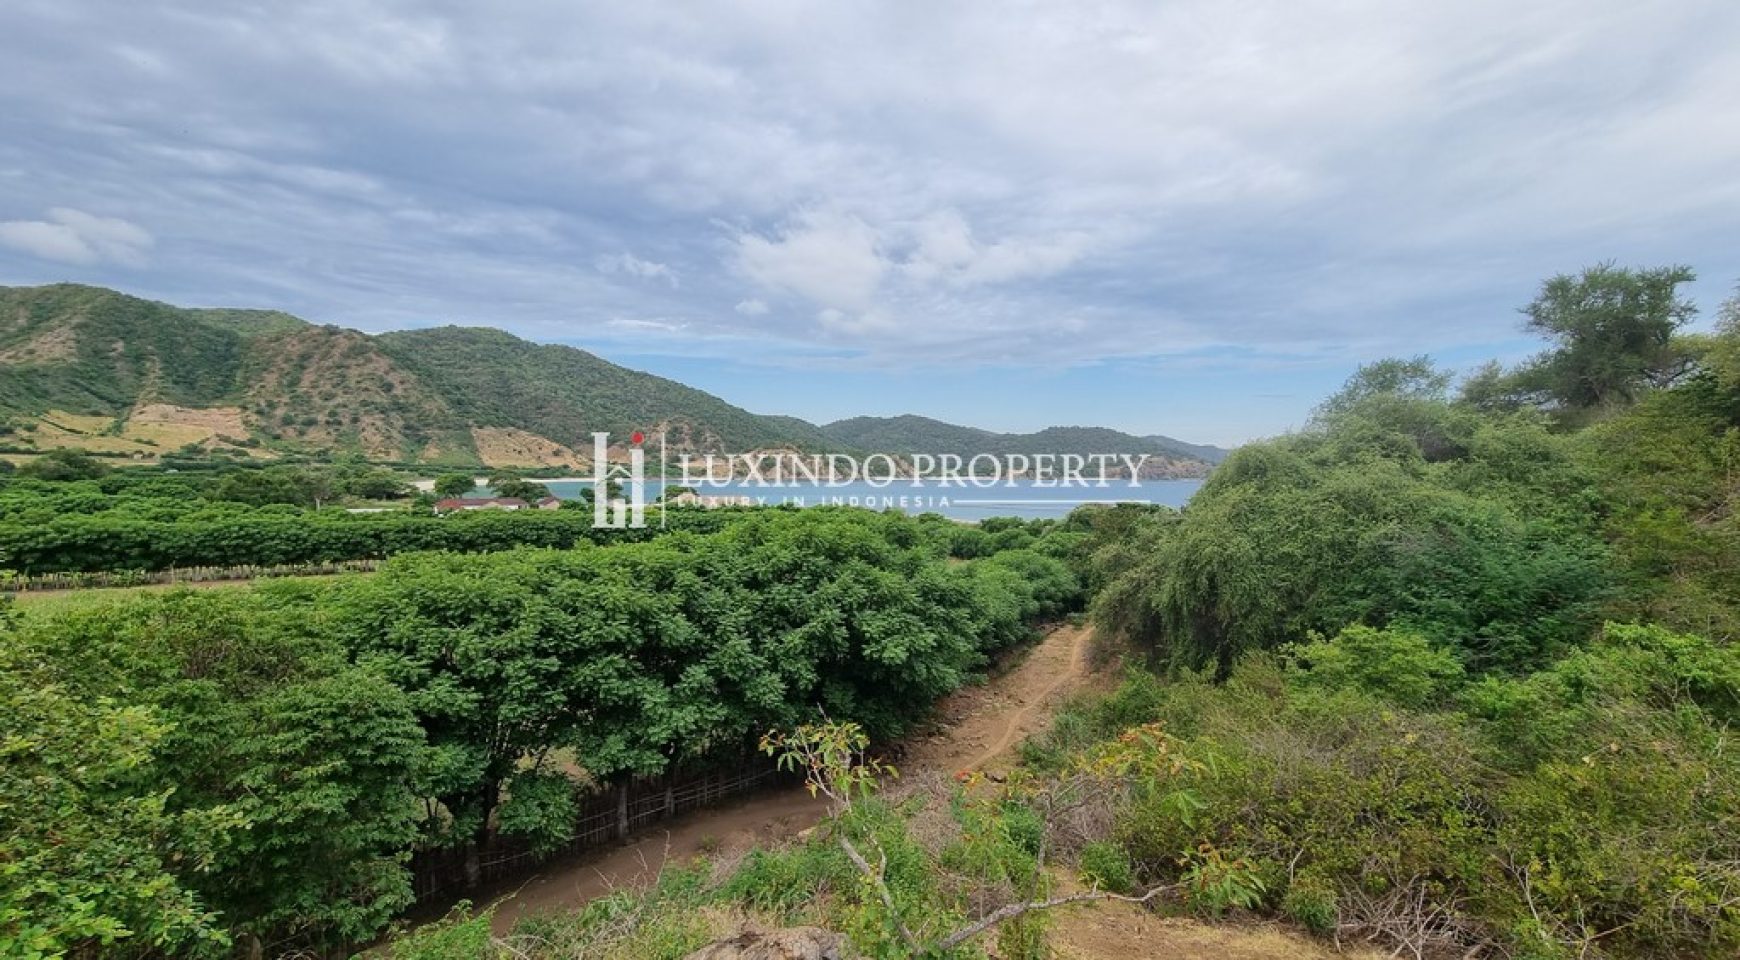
[373,326,841,454]
[0,283,251,414]
[0,284,842,464]
[0,284,1219,472]
[821,415,1224,476]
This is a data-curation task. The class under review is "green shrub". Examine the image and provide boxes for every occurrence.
[1286,624,1464,707]
[721,842,849,916]
[511,867,713,960]
[1078,841,1136,895]
[1280,872,1337,934]
[379,903,495,960]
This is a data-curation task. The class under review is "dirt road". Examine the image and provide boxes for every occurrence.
[486,623,1096,932]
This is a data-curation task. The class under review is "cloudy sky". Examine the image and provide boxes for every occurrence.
[2,1,1737,445]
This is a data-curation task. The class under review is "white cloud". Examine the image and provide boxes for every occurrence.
[901,210,1089,287]
[734,209,887,311]
[605,316,687,334]
[0,0,1736,380]
[596,251,678,286]
[0,207,152,266]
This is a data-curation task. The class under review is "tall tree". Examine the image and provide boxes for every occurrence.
[1519,263,1698,411]
[432,472,476,498]
[492,476,552,501]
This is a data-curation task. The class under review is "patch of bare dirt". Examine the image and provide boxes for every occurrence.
[488,789,828,934]
[0,324,79,363]
[1049,897,1383,960]
[903,623,1092,778]
[127,403,248,433]
[470,426,586,468]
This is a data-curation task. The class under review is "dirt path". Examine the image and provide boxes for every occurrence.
[902,622,1092,777]
[485,622,1096,933]
[456,625,1347,960]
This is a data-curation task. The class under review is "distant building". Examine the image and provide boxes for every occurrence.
[535,496,563,510]
[434,496,530,513]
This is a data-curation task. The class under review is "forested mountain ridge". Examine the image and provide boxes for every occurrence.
[0,284,1221,472]
[820,415,1226,475]
[0,284,841,464]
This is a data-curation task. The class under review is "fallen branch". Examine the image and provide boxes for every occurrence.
[838,835,921,951]
[931,881,1181,952]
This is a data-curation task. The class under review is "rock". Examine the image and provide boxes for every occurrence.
[683,927,846,960]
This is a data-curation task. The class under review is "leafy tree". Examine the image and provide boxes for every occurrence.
[1094,366,1611,675]
[18,448,109,481]
[432,472,476,498]
[575,478,624,504]
[1314,356,1451,419]
[1287,625,1464,708]
[9,592,426,953]
[340,466,411,501]
[492,476,551,501]
[303,465,338,509]
[1513,263,1699,413]
[212,465,328,508]
[1311,356,1476,462]
[0,642,232,958]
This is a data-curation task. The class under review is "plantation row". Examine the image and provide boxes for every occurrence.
[0,505,745,574]
[0,507,1086,957]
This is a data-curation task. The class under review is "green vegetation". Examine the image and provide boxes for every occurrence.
[0,285,250,416]
[15,448,110,481]
[373,326,843,454]
[0,508,1081,956]
[5,264,1735,959]
[1036,266,1740,958]
[431,472,476,499]
[1013,621,1738,958]
[376,264,1737,960]
[484,471,549,501]
[0,466,747,574]
[0,284,839,464]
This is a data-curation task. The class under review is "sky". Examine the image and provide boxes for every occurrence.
[1,1,1738,446]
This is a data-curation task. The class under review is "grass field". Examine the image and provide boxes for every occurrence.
[8,573,363,616]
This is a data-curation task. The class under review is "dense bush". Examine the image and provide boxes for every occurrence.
[1023,623,1739,958]
[1094,434,1612,675]
[0,501,759,573]
[0,507,1081,955]
[6,591,427,956]
[1064,277,1740,957]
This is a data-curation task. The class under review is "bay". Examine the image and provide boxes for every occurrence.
[535,477,1202,521]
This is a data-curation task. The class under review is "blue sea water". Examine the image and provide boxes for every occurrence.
[537,477,1202,521]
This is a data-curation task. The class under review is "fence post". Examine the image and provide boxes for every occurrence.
[616,781,629,840]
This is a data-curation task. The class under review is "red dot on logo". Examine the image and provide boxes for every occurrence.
[630,431,645,445]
